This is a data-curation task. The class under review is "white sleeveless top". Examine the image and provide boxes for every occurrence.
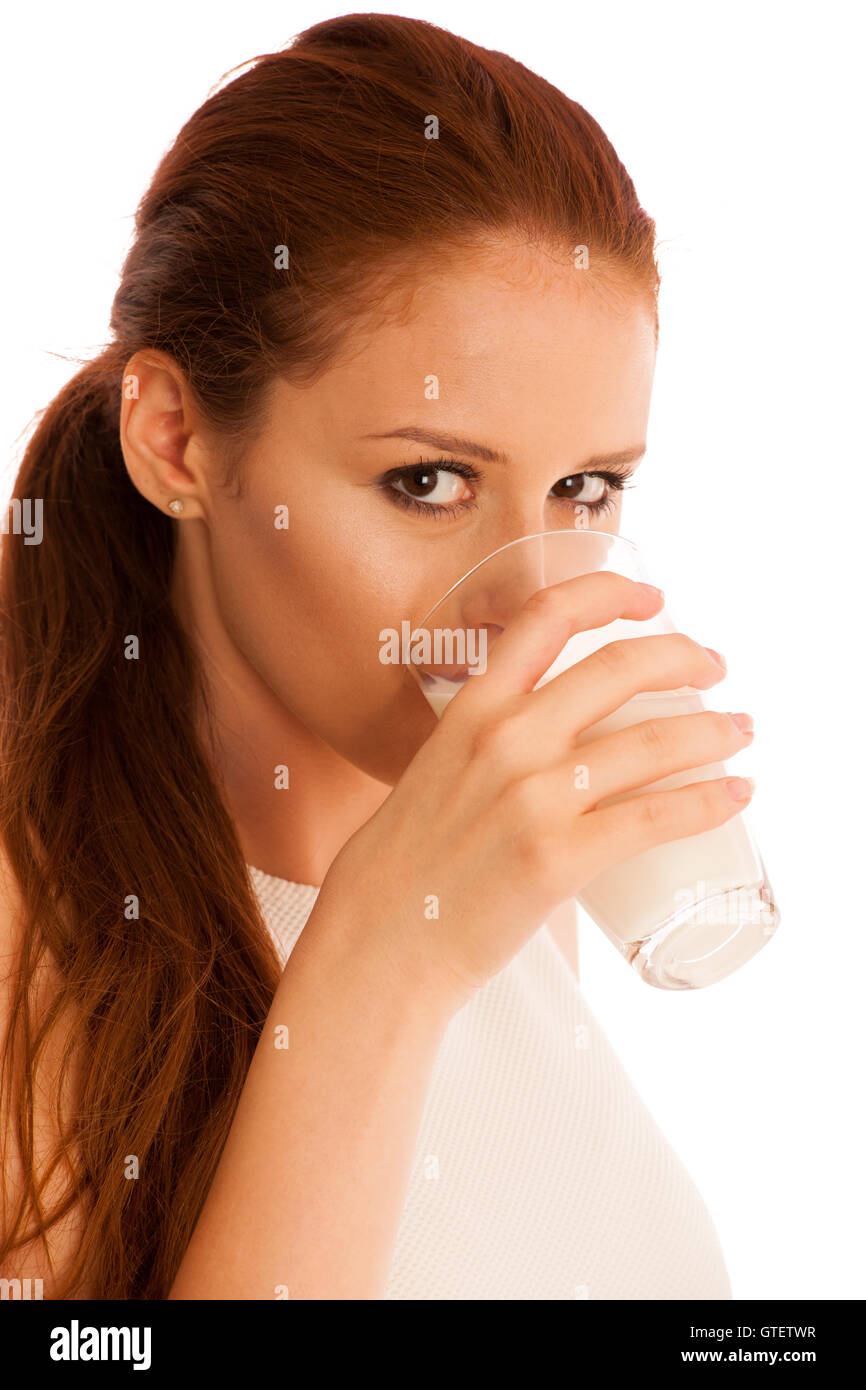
[247,864,732,1301]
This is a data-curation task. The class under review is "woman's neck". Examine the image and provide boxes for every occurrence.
[170,523,390,886]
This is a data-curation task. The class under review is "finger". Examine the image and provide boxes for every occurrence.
[565,709,753,805]
[577,773,755,881]
[451,571,664,711]
[528,631,727,741]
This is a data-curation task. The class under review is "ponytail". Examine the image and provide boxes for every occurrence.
[0,351,281,1296]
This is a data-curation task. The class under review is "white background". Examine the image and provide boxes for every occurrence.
[3,1,864,1299]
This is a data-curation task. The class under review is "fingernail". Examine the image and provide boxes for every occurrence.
[726,776,755,801]
[703,646,727,670]
[638,582,664,599]
[727,711,754,733]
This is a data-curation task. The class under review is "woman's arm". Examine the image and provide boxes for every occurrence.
[167,894,452,1300]
[1,841,450,1302]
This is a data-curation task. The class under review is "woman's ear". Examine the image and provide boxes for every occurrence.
[118,350,211,520]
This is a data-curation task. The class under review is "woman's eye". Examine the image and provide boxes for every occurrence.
[390,467,472,507]
[550,473,607,504]
[382,459,629,521]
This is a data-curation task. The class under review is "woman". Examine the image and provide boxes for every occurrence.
[0,13,753,1299]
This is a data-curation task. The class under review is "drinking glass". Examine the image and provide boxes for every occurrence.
[403,528,780,990]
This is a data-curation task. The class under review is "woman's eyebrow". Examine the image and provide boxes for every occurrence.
[361,425,646,472]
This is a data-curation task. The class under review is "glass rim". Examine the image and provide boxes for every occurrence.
[416,527,641,628]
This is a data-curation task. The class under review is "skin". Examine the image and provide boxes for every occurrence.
[119,239,656,888]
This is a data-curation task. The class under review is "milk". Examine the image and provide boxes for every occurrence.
[568,688,768,948]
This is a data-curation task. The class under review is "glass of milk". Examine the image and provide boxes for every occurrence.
[403,528,779,990]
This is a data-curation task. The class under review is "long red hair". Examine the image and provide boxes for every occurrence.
[0,13,660,1297]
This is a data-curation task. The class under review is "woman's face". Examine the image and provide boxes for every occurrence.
[186,241,656,784]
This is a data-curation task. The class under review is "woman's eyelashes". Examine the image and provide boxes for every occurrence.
[379,457,634,522]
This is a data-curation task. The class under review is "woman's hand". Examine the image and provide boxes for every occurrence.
[314,573,752,1018]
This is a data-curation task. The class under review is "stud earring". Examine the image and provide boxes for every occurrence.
[167,499,184,515]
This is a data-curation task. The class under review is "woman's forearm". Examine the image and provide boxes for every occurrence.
[167,901,451,1300]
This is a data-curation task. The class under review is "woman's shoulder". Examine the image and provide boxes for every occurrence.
[0,836,25,991]
[0,835,96,1297]
[0,834,20,923]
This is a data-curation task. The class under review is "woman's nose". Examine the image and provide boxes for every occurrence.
[441,526,617,668]
[458,536,548,632]
[420,533,548,677]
